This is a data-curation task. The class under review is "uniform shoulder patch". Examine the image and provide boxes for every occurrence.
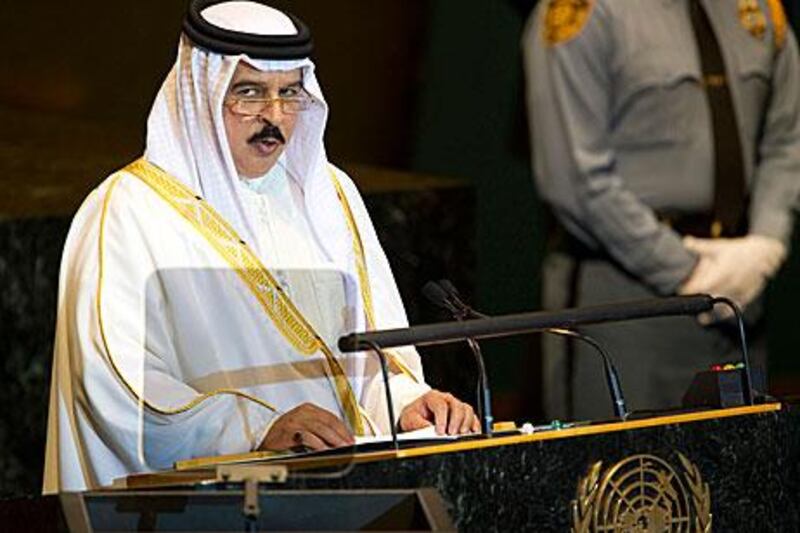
[738,0,768,41]
[765,0,788,50]
[543,0,595,46]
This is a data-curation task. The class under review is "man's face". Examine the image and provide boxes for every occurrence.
[223,63,303,178]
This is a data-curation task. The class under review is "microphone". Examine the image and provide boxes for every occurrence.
[541,327,627,419]
[338,295,715,351]
[437,280,489,319]
[422,281,493,435]
[435,280,627,420]
[421,282,465,318]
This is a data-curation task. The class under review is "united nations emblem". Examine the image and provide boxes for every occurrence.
[739,0,768,41]
[543,0,594,46]
[571,453,712,532]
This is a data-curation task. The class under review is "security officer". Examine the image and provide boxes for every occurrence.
[523,0,800,420]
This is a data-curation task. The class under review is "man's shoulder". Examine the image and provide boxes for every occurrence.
[72,159,168,225]
[326,162,352,182]
[529,0,619,48]
[61,160,158,263]
[326,163,362,197]
[104,161,158,201]
[765,0,789,50]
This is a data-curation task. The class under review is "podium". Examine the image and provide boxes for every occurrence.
[7,402,799,531]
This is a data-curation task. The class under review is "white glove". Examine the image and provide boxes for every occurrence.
[679,235,786,322]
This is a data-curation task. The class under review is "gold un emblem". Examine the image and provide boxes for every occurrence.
[571,453,712,532]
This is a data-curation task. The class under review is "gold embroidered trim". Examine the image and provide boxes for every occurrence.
[97,173,278,416]
[328,168,420,384]
[766,0,788,50]
[129,160,318,354]
[329,171,376,328]
[123,159,364,434]
[543,0,595,46]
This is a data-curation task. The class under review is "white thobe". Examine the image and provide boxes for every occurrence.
[43,161,430,493]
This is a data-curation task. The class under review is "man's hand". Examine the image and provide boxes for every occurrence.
[399,390,480,435]
[258,403,354,452]
[679,235,786,322]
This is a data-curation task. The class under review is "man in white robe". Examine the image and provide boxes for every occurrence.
[44,0,478,493]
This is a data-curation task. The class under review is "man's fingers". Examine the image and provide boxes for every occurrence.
[399,391,482,435]
[297,404,354,445]
[427,394,449,435]
[306,420,353,448]
[446,398,466,435]
[459,405,477,434]
[697,305,735,327]
[679,258,711,295]
[317,415,355,446]
[681,259,729,297]
[683,236,703,253]
[679,269,706,295]
[683,236,719,255]
[296,430,327,452]
[260,403,355,452]
[400,410,431,432]
[696,311,714,326]
[259,428,289,451]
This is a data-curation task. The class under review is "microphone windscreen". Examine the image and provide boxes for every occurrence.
[422,281,451,309]
[339,295,716,351]
[438,279,461,298]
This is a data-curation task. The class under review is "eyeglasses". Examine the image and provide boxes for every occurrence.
[225,95,316,117]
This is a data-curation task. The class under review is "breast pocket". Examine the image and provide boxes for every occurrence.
[612,51,704,148]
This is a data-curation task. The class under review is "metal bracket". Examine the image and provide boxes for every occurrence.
[215,464,289,484]
[215,465,289,527]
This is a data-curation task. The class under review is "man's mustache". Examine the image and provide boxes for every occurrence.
[248,123,286,145]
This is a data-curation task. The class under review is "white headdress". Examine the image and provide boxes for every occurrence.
[144,1,362,312]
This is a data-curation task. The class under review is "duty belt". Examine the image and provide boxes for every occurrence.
[552,212,748,263]
[656,212,748,239]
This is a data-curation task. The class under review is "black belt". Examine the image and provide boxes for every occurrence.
[552,212,747,262]
[656,212,747,239]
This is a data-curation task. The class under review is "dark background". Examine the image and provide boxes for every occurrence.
[0,0,798,496]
